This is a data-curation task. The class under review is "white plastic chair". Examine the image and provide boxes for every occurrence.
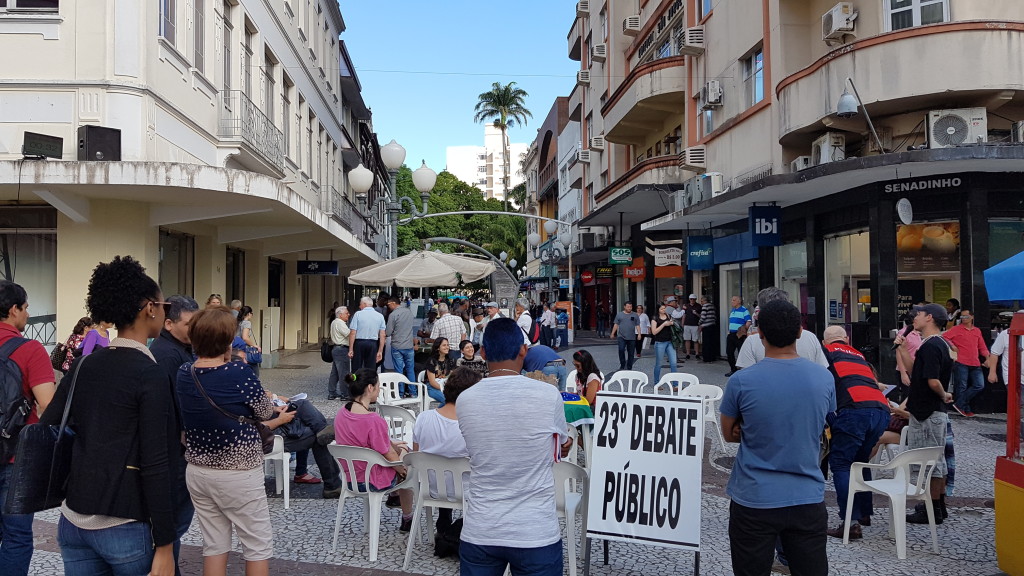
[417,370,442,412]
[377,372,422,412]
[327,443,412,561]
[870,426,910,465]
[678,383,727,452]
[653,373,700,395]
[843,446,944,559]
[566,369,578,393]
[554,461,589,576]
[604,370,648,394]
[376,404,417,443]
[400,452,472,570]
[263,435,290,509]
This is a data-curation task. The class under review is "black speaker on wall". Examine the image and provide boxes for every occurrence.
[77,125,121,161]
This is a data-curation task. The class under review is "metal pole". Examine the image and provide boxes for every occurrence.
[847,78,887,154]
[388,168,399,259]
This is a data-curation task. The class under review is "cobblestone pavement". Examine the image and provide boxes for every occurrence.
[28,339,1009,575]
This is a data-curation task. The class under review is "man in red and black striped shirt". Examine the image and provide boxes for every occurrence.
[821,325,891,540]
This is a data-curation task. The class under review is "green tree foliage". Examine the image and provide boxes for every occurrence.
[508,182,528,213]
[394,167,526,268]
[473,82,532,211]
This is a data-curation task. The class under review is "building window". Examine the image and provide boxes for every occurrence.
[282,76,292,158]
[1,0,59,11]
[159,0,175,43]
[600,8,607,40]
[243,24,254,98]
[701,108,715,136]
[193,0,205,73]
[699,0,712,19]
[159,228,195,297]
[743,47,764,106]
[221,1,231,90]
[263,48,276,117]
[886,0,948,31]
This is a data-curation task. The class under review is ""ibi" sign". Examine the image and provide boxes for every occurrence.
[748,206,782,247]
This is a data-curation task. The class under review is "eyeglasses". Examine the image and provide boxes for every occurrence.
[961,314,972,319]
[144,299,172,315]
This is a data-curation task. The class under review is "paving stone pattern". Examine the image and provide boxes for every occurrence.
[28,340,1006,575]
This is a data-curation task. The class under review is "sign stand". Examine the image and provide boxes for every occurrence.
[582,392,705,576]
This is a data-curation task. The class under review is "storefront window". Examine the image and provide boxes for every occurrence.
[0,208,57,345]
[990,220,1024,328]
[825,232,871,347]
[896,221,960,324]
[778,241,808,326]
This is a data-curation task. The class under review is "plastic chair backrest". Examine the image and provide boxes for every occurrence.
[377,373,407,403]
[402,452,471,507]
[678,383,724,419]
[566,369,578,393]
[604,370,648,393]
[653,373,700,395]
[417,370,426,384]
[889,446,944,496]
[553,460,588,512]
[376,404,416,441]
[328,443,397,495]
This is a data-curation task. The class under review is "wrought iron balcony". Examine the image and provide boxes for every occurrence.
[218,90,285,172]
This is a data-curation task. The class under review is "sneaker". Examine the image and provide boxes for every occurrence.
[385,493,402,509]
[327,394,340,400]
[294,473,322,484]
[964,411,976,417]
[951,404,969,417]
[826,522,861,539]
[322,487,341,499]
[399,516,413,533]
[684,354,691,359]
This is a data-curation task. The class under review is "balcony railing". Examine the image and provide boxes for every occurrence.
[25,314,56,346]
[219,90,285,172]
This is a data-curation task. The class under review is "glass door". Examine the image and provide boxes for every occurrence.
[719,260,759,352]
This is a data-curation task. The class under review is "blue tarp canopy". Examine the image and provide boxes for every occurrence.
[985,251,1024,302]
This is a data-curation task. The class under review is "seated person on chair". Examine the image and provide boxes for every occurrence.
[455,340,488,376]
[424,337,457,407]
[334,368,415,532]
[264,391,344,498]
[412,367,483,557]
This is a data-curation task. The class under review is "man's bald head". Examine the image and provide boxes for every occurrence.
[823,325,848,344]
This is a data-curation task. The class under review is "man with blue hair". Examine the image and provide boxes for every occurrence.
[457,318,572,576]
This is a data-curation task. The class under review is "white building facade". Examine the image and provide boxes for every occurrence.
[445,125,528,200]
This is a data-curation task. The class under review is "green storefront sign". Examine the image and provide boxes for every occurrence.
[610,246,632,264]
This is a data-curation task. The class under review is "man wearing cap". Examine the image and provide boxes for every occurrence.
[681,294,703,359]
[895,303,955,524]
[470,308,487,347]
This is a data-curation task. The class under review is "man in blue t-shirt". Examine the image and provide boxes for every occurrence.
[725,295,752,376]
[720,300,836,576]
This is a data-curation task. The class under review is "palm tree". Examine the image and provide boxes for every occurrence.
[473,82,532,211]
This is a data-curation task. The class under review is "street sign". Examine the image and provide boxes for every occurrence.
[610,246,633,264]
[581,270,595,283]
[587,392,704,551]
[297,260,339,275]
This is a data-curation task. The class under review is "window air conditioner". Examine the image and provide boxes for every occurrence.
[812,132,846,165]
[577,149,591,163]
[697,172,725,198]
[577,70,590,85]
[589,136,606,150]
[1014,121,1024,144]
[822,2,856,43]
[675,176,697,211]
[679,26,705,56]
[591,43,607,62]
[700,80,723,109]
[622,15,641,36]
[790,155,812,172]
[679,145,707,172]
[927,108,988,148]
[576,1,590,17]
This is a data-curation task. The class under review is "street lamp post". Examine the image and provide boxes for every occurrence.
[348,139,436,259]
[528,225,574,343]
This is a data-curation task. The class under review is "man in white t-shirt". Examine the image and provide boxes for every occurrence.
[457,318,571,575]
[736,287,829,370]
[989,313,1024,386]
[513,298,534,346]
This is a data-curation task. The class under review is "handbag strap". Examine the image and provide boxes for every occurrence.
[189,364,259,426]
[57,355,87,436]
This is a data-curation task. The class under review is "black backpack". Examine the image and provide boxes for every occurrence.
[0,337,32,462]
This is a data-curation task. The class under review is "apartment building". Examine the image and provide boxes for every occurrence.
[0,0,388,359]
[571,0,1024,388]
[445,125,529,201]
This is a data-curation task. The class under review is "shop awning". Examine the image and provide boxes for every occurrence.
[985,250,1024,302]
[579,184,675,229]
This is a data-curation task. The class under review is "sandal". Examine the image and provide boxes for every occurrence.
[294,473,322,484]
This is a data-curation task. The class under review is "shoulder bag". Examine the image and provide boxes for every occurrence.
[3,356,86,515]
[190,365,274,454]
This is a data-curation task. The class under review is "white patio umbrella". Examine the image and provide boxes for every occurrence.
[347,250,497,287]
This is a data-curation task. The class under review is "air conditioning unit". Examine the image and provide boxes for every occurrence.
[680,145,707,172]
[812,132,846,165]
[927,108,988,148]
[790,155,813,172]
[678,26,705,56]
[577,149,591,163]
[697,172,725,198]
[700,80,723,109]
[822,2,856,43]
[1014,121,1024,143]
[580,231,608,249]
[576,1,590,16]
[591,43,607,62]
[577,70,590,85]
[867,126,894,154]
[589,136,606,150]
[675,177,697,210]
[622,15,641,36]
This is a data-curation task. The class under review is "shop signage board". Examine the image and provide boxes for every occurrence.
[687,236,714,270]
[829,300,839,319]
[587,392,704,552]
[581,270,595,283]
[559,278,570,288]
[610,247,633,264]
[896,222,960,273]
[596,266,615,279]
[749,205,782,247]
[654,247,683,267]
[297,260,339,275]
[624,266,645,281]
[897,280,926,322]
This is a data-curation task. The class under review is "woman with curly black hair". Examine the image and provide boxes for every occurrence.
[40,255,178,576]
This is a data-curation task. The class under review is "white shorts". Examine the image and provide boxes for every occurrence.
[683,325,700,341]
[186,464,273,560]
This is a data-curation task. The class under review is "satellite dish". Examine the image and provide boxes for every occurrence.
[897,198,913,226]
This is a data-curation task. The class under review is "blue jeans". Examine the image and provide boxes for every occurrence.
[328,345,351,397]
[654,340,678,383]
[828,407,890,522]
[616,337,636,370]
[391,348,417,396]
[541,363,568,392]
[460,540,563,576]
[57,516,154,576]
[0,461,34,576]
[953,362,985,413]
[427,384,446,407]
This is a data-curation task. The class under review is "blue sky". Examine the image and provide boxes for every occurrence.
[340,1,580,174]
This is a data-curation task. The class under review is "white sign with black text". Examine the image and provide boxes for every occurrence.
[586,392,704,551]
